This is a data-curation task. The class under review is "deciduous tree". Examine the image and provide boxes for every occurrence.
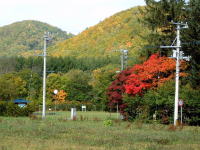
[107,53,187,117]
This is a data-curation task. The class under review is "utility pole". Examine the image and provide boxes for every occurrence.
[120,49,128,71]
[42,32,51,119]
[120,51,124,71]
[160,22,189,126]
[123,49,128,70]
[174,23,181,126]
[112,49,128,71]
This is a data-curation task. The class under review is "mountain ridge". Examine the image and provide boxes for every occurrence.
[0,20,73,56]
[0,6,150,59]
[49,6,150,58]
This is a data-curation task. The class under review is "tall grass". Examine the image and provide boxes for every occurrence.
[0,111,200,150]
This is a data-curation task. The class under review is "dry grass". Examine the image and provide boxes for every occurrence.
[0,111,200,150]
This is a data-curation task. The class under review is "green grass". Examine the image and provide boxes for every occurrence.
[0,111,200,150]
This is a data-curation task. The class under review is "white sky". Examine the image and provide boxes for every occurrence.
[0,0,146,34]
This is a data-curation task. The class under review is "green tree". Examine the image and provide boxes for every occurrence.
[61,69,92,102]
[0,73,27,100]
[90,65,117,110]
[17,69,42,100]
[182,0,200,88]
[0,56,16,74]
[143,80,175,123]
[141,0,186,56]
[46,73,63,103]
[142,0,200,88]
[143,80,200,125]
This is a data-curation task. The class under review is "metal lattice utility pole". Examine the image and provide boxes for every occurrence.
[160,22,189,126]
[42,32,51,119]
[112,49,128,71]
[120,49,128,71]
[123,49,128,70]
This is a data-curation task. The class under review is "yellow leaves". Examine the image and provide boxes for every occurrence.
[97,26,104,33]
[157,24,173,34]
[48,7,149,58]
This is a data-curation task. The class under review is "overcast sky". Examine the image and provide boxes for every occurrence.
[0,0,146,34]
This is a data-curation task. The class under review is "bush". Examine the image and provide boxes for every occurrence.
[120,81,200,125]
[0,101,6,116]
[0,101,37,117]
[143,82,200,125]
[103,119,113,127]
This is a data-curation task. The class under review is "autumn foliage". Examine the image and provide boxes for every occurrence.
[107,53,187,116]
[107,69,132,109]
[53,90,67,104]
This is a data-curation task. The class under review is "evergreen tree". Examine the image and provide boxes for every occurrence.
[142,0,200,87]
[142,0,186,56]
[182,0,200,88]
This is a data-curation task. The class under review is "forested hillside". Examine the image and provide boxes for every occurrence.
[0,20,73,56]
[49,6,150,59]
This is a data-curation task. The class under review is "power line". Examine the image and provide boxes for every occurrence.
[143,41,200,49]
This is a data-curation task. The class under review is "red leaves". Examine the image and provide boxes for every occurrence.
[107,53,181,115]
[125,54,176,95]
[125,79,151,96]
[107,69,132,106]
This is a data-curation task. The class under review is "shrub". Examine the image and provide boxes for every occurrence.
[0,101,37,117]
[103,119,113,127]
[0,101,7,116]
[143,82,200,125]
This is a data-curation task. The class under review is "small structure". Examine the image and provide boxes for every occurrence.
[81,105,86,112]
[153,111,157,121]
[153,113,157,121]
[13,99,30,108]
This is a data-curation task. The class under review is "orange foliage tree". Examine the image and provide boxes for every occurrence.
[53,90,67,104]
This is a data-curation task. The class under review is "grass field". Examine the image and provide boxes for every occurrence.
[0,111,200,150]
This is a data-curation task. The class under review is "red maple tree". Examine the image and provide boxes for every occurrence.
[107,53,187,117]
[125,54,176,95]
[107,69,132,108]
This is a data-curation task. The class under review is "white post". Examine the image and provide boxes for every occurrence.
[117,103,119,119]
[42,33,47,119]
[181,106,183,124]
[71,108,77,120]
[174,24,180,126]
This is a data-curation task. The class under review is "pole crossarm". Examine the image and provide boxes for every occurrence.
[160,46,181,49]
